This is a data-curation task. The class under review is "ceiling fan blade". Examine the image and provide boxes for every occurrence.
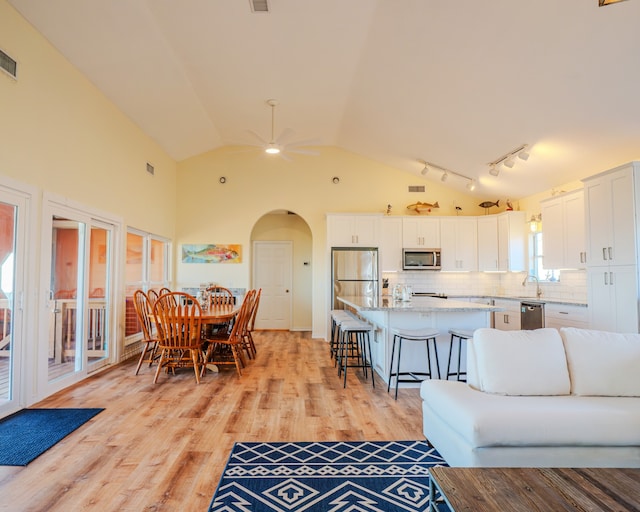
[275,127,295,146]
[246,129,268,146]
[278,151,293,162]
[287,148,320,156]
[285,138,321,149]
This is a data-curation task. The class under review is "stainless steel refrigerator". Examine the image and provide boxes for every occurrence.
[331,247,379,310]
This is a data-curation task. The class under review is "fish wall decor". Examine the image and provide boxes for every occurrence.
[406,201,439,213]
[478,200,500,210]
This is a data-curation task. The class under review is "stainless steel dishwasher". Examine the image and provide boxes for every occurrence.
[521,301,545,330]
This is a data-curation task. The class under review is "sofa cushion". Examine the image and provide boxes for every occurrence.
[421,380,640,447]
[561,327,640,396]
[473,328,570,395]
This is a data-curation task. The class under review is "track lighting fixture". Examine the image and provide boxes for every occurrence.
[418,160,475,191]
[488,144,530,174]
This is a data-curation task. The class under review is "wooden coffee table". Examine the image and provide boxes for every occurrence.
[429,466,640,511]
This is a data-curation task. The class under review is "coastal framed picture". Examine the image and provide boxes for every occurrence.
[181,244,242,263]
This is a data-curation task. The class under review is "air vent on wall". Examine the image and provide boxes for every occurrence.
[0,49,17,79]
[146,162,155,175]
[250,0,270,12]
[408,185,426,193]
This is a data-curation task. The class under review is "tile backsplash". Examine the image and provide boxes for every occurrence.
[382,269,587,302]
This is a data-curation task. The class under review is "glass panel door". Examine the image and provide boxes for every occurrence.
[48,217,84,382]
[87,224,111,371]
[0,203,17,403]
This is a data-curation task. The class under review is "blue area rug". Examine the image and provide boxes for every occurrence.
[0,408,104,466]
[209,440,446,511]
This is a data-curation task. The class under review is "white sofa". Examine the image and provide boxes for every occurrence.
[421,327,640,467]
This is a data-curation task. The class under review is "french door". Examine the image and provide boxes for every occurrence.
[0,188,29,418]
[40,200,118,396]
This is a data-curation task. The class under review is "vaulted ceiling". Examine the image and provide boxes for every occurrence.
[9,0,640,198]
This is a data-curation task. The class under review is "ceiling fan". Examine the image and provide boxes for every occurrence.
[246,99,319,160]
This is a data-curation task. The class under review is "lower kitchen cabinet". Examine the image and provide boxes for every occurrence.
[587,265,638,333]
[544,303,588,329]
[492,299,521,330]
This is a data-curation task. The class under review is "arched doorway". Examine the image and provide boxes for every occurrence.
[250,211,312,331]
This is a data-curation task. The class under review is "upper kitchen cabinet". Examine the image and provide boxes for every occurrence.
[402,217,440,248]
[327,214,381,247]
[540,190,585,270]
[583,164,638,267]
[477,216,499,271]
[440,217,478,271]
[379,217,403,272]
[497,211,526,272]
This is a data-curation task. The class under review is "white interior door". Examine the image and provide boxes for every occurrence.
[253,241,292,330]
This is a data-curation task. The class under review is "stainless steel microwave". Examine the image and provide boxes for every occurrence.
[402,248,441,270]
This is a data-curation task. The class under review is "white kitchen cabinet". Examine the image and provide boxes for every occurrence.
[379,217,403,272]
[540,190,585,269]
[440,217,477,271]
[402,217,440,248]
[544,303,588,330]
[583,162,640,333]
[327,214,380,247]
[492,299,521,330]
[584,165,637,267]
[497,211,527,272]
[477,216,499,271]
[587,265,638,333]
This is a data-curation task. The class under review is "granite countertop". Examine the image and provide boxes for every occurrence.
[451,295,588,307]
[338,295,504,313]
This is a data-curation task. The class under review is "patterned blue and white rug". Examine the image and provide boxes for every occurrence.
[208,440,446,511]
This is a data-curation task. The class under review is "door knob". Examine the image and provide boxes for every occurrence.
[286,289,290,293]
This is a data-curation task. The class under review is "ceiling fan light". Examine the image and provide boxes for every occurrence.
[265,144,280,154]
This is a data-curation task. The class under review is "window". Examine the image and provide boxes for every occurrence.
[125,230,170,343]
[529,232,559,282]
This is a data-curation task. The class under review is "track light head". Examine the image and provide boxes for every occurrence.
[489,165,500,177]
[518,149,530,161]
[441,172,448,182]
[503,156,515,168]
[466,180,476,191]
[421,163,430,176]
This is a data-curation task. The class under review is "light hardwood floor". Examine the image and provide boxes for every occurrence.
[0,331,425,512]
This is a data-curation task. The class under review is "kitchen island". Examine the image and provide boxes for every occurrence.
[337,295,503,389]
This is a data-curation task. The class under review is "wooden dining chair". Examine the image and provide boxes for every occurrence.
[132,290,159,375]
[242,288,261,359]
[204,290,254,377]
[152,291,204,384]
[206,286,235,306]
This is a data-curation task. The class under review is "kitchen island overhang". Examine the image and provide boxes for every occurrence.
[336,295,505,389]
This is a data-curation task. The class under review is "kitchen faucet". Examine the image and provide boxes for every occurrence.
[522,274,543,298]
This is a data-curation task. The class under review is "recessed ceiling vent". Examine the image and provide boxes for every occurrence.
[249,0,270,12]
[408,185,426,193]
[0,49,17,79]
[146,162,155,175]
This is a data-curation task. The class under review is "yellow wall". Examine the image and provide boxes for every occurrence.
[0,0,177,238]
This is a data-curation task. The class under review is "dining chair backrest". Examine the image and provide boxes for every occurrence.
[159,287,172,296]
[248,288,261,332]
[207,286,235,306]
[147,289,159,306]
[153,292,202,350]
[133,290,155,341]
[228,289,255,343]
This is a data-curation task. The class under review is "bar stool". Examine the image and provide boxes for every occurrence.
[336,318,375,388]
[388,327,440,400]
[446,329,473,381]
[330,310,355,361]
